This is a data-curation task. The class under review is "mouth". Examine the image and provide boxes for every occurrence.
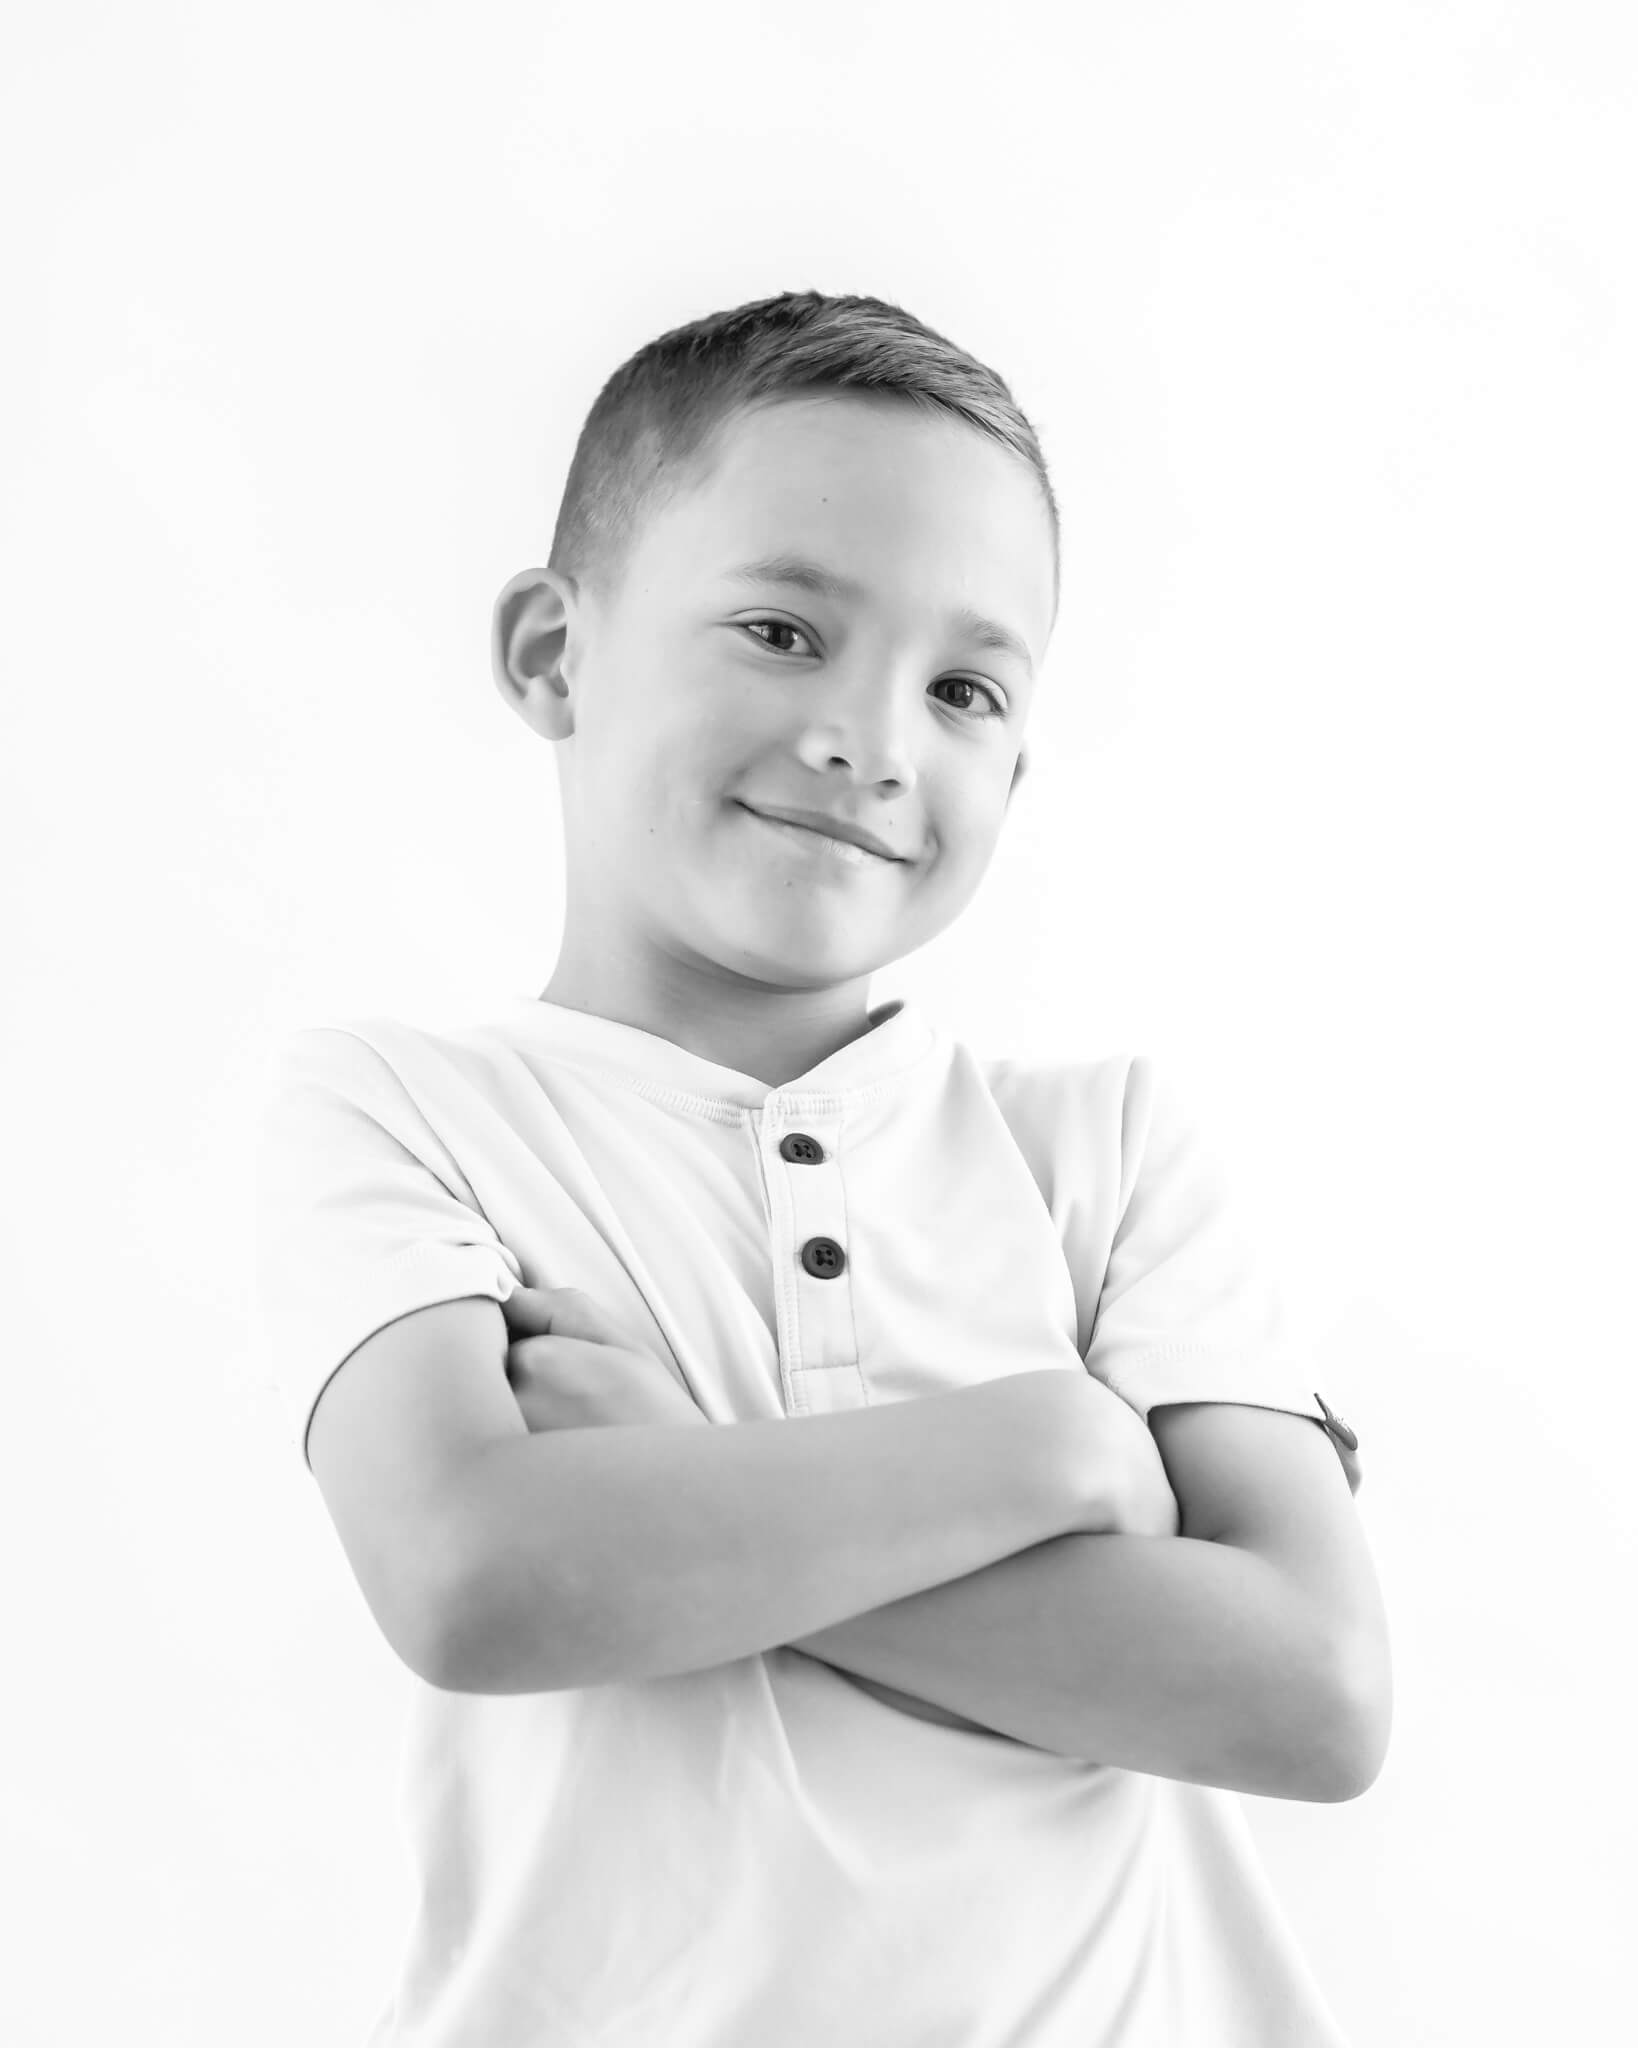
[736,804,902,869]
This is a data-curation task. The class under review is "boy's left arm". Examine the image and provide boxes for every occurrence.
[788,1401,1391,1802]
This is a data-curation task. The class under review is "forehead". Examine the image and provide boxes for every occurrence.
[654,394,1056,654]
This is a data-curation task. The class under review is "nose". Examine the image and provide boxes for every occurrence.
[791,671,919,792]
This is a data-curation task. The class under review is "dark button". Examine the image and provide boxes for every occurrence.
[780,1132,826,1165]
[800,1236,847,1279]
[1314,1392,1358,1452]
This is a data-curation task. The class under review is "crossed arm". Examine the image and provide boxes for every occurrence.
[782,1401,1391,1803]
[493,1285,1389,1801]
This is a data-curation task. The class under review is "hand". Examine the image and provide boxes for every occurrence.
[500,1284,708,1433]
[1084,1378,1182,1538]
[1046,1370,1181,1538]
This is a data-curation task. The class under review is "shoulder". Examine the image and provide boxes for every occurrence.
[258,1015,412,1094]
[258,1010,522,1121]
[962,1045,1196,1210]
[969,1044,1141,1143]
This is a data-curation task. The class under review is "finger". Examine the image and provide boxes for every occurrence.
[502,1330,563,1387]
[501,1284,569,1333]
[524,1287,622,1346]
[505,1332,609,1391]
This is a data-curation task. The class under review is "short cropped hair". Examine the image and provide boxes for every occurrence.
[547,289,1061,624]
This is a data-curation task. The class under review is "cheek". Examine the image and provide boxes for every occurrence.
[940,782,1009,857]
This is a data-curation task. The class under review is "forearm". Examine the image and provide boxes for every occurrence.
[789,1528,1367,1801]
[432,1375,1082,1694]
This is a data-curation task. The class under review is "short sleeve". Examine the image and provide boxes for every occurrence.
[251,1026,524,1473]
[1083,1057,1361,1492]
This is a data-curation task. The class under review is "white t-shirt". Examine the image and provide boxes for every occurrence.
[252,993,1360,2048]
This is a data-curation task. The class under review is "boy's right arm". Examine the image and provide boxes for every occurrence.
[305,1295,1110,1697]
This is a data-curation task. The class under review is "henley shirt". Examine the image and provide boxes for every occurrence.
[251,991,1359,2048]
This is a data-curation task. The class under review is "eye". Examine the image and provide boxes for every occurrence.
[738,618,815,657]
[928,676,1006,719]
[736,619,1007,719]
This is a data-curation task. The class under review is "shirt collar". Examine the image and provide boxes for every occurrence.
[497,992,937,1110]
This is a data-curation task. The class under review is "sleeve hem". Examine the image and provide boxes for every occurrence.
[290,1240,523,1475]
[1094,1345,1363,1494]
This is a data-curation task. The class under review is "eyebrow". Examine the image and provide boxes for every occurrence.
[720,551,1034,674]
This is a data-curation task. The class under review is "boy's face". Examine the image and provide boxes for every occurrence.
[499,391,1056,1046]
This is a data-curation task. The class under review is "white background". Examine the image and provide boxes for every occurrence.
[5,3,1634,2042]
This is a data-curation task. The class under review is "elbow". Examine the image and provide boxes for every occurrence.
[416,1560,510,1694]
[398,1571,487,1694]
[406,1476,527,1694]
[409,1597,482,1693]
[387,1528,502,1693]
[1307,1733,1385,1804]
[1308,1627,1394,1802]
[417,1547,588,1697]
[345,1547,490,1694]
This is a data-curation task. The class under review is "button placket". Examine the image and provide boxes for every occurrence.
[760,1102,863,1417]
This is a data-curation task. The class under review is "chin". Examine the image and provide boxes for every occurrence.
[713,932,891,989]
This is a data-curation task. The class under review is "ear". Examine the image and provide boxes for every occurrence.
[491,566,578,739]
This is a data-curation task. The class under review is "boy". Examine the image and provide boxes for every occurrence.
[253,289,1385,2046]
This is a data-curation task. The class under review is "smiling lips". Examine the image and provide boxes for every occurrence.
[739,803,906,864]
